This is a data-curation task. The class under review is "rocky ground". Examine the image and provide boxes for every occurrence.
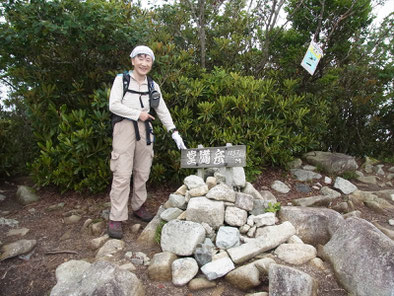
[0,157,393,296]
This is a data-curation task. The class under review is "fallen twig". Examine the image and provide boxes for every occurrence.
[44,250,79,255]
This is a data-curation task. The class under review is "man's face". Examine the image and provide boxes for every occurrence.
[132,54,153,77]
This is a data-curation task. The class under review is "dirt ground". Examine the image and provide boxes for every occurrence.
[0,165,393,296]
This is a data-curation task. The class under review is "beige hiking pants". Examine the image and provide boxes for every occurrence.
[109,119,154,221]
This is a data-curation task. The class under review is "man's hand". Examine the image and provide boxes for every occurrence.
[139,112,155,122]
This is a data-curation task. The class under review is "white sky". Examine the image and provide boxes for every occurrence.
[1,1,392,103]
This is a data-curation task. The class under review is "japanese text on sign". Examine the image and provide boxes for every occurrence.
[181,145,246,168]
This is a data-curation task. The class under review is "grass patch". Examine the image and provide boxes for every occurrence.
[154,220,167,245]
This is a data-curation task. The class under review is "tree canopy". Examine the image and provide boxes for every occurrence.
[0,0,392,192]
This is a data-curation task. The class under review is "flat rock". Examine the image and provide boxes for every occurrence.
[290,169,322,181]
[186,197,224,229]
[292,195,338,207]
[50,261,144,296]
[95,239,125,260]
[334,177,357,194]
[274,243,316,265]
[200,257,235,280]
[323,217,394,296]
[271,180,290,193]
[303,151,358,174]
[206,183,236,202]
[160,208,184,221]
[0,239,37,261]
[7,227,30,237]
[228,222,295,264]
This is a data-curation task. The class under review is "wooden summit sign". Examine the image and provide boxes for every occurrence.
[181,145,246,168]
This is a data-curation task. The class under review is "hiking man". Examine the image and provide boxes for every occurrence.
[108,45,186,239]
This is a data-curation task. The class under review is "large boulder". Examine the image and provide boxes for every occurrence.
[303,151,358,174]
[50,261,144,296]
[160,220,205,256]
[279,206,344,246]
[269,264,317,296]
[186,197,224,229]
[323,217,394,296]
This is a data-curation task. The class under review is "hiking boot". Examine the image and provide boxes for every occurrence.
[133,204,154,222]
[108,220,123,239]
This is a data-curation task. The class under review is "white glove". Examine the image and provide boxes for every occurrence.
[171,131,187,150]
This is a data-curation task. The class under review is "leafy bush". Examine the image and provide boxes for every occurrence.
[30,88,112,192]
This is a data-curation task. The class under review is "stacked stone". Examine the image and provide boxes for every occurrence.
[150,172,318,294]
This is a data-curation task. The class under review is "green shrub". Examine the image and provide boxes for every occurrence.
[30,88,112,193]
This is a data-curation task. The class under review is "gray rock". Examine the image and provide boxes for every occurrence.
[324,176,332,184]
[372,189,394,202]
[250,199,267,216]
[6,227,29,237]
[148,252,177,281]
[247,225,257,237]
[259,190,277,202]
[184,175,205,189]
[136,206,165,248]
[224,206,247,227]
[343,210,362,219]
[239,224,251,234]
[242,182,264,200]
[295,183,311,193]
[225,262,261,290]
[389,219,394,226]
[334,177,358,194]
[206,176,217,190]
[160,208,184,222]
[216,226,240,250]
[50,261,144,296]
[254,257,276,274]
[320,186,341,198]
[186,197,224,229]
[0,217,18,227]
[274,243,316,265]
[167,194,187,209]
[54,260,91,284]
[323,217,394,296]
[161,220,205,256]
[16,185,41,205]
[172,257,199,286]
[269,264,317,296]
[288,158,302,169]
[188,277,217,290]
[292,195,338,207]
[200,257,235,280]
[228,222,296,264]
[64,214,81,224]
[375,164,385,175]
[0,239,37,261]
[271,180,290,193]
[0,194,6,202]
[279,206,344,246]
[235,192,254,211]
[89,234,109,250]
[287,235,304,244]
[189,184,209,197]
[290,169,322,182]
[357,175,378,185]
[95,239,125,260]
[303,151,358,174]
[206,183,236,202]
[303,165,317,171]
[175,184,187,195]
[194,240,215,266]
[253,212,276,227]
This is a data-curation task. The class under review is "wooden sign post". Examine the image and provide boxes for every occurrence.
[181,144,246,169]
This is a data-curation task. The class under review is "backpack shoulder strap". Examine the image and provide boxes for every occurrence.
[122,71,131,100]
[147,76,155,93]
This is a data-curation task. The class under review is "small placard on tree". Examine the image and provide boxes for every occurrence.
[181,145,246,168]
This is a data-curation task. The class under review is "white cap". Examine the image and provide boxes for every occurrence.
[130,45,155,62]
